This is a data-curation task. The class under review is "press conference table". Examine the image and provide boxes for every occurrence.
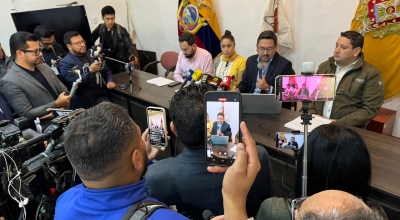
[110,70,400,216]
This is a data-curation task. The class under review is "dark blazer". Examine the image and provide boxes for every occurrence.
[0,63,68,127]
[145,147,275,220]
[59,52,114,110]
[298,88,309,98]
[236,52,295,93]
[210,121,232,138]
[286,141,298,148]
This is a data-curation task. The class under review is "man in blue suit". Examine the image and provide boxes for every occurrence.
[60,31,115,109]
[209,112,232,140]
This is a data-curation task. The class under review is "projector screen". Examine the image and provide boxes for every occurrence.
[11,6,94,51]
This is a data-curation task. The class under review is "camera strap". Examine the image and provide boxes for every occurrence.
[120,201,169,220]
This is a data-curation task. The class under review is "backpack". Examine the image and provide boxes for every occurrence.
[120,201,169,220]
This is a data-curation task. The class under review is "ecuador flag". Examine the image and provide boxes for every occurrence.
[177,0,222,58]
[351,0,400,101]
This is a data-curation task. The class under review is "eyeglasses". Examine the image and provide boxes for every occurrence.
[20,48,42,56]
[258,47,275,52]
[40,40,56,46]
[71,40,86,46]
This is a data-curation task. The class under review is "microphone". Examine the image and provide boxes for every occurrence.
[301,62,315,75]
[208,77,222,90]
[257,63,263,79]
[179,69,195,90]
[201,74,212,85]
[202,210,216,220]
[219,75,234,91]
[189,69,205,85]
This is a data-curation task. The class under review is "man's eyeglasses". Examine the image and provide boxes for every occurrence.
[20,48,42,56]
[71,40,86,46]
[258,47,274,52]
[40,40,56,46]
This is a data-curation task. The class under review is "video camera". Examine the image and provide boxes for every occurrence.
[0,108,85,219]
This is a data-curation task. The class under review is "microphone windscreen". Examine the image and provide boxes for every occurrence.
[202,210,215,220]
[192,69,205,82]
[257,63,263,70]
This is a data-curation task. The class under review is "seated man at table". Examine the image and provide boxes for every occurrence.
[60,31,115,109]
[209,112,232,140]
[284,137,298,149]
[298,84,309,98]
[145,84,274,219]
[173,33,213,82]
[308,31,384,127]
[310,84,326,101]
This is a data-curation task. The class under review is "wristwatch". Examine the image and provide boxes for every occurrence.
[235,88,240,92]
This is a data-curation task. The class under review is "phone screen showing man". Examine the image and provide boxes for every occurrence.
[147,108,167,147]
[205,92,241,166]
[276,132,305,149]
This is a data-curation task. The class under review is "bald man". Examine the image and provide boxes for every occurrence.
[295,190,384,220]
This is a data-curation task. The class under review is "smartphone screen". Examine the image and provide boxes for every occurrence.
[205,91,241,166]
[51,109,73,117]
[275,75,336,102]
[276,132,304,149]
[147,107,168,148]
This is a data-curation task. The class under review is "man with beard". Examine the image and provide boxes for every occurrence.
[0,32,71,128]
[55,102,188,219]
[60,31,115,110]
[236,31,294,108]
[173,33,213,82]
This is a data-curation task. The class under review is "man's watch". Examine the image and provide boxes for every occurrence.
[235,88,240,92]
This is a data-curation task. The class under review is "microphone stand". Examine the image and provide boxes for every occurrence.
[300,100,312,197]
[105,56,141,93]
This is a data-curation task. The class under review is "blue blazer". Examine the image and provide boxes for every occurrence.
[59,52,114,109]
[210,121,232,139]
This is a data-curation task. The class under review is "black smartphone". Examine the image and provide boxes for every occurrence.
[275,74,336,102]
[276,132,305,149]
[167,81,181,87]
[51,109,73,117]
[146,107,168,148]
[205,91,241,166]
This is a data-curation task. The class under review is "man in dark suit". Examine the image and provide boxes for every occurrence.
[236,30,295,109]
[0,32,71,128]
[145,84,274,219]
[298,84,310,98]
[60,31,115,110]
[210,112,232,139]
[285,137,298,148]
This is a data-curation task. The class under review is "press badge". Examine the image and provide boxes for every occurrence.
[82,63,90,77]
[51,65,60,76]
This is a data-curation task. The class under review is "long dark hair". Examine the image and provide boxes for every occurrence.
[295,124,372,200]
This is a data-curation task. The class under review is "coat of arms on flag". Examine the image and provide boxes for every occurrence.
[352,0,400,100]
[177,0,222,58]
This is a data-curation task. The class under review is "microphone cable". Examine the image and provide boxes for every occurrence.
[325,92,351,190]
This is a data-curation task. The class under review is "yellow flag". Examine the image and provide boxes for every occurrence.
[351,0,400,100]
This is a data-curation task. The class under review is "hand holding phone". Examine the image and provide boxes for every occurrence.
[147,107,168,148]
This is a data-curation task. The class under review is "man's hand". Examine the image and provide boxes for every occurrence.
[40,107,65,120]
[257,74,269,90]
[90,62,102,73]
[55,92,72,107]
[129,55,138,65]
[107,82,116,89]
[208,122,260,220]
[330,119,336,122]
[217,130,223,136]
[142,128,167,161]
[51,56,62,68]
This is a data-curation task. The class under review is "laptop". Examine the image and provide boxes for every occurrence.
[211,135,229,145]
[242,94,282,114]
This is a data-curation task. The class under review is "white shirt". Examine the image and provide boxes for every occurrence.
[322,59,359,119]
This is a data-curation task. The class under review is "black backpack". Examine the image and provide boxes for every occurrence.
[120,201,169,220]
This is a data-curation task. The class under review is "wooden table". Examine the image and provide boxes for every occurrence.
[110,70,400,218]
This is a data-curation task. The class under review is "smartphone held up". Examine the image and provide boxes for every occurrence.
[147,107,168,148]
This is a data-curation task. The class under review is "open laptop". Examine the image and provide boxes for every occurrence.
[242,94,282,114]
[211,135,229,145]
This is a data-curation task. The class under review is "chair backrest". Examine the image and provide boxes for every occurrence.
[160,51,179,70]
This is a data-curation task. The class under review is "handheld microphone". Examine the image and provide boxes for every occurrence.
[301,62,315,75]
[257,63,263,79]
[219,75,234,91]
[208,77,222,90]
[201,74,212,85]
[189,69,205,86]
[202,210,216,220]
[179,69,194,90]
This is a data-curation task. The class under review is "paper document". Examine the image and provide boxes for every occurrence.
[146,77,175,87]
[284,116,332,132]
